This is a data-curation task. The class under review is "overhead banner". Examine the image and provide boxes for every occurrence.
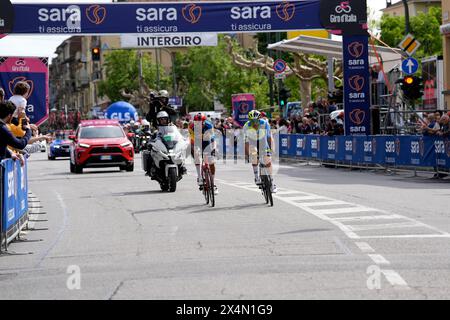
[319,0,367,35]
[0,56,49,126]
[121,33,218,48]
[3,1,322,35]
[342,35,371,135]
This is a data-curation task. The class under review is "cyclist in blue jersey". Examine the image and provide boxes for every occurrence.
[244,110,277,193]
[189,113,218,195]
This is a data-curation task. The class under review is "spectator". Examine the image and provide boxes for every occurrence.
[0,101,31,163]
[325,119,344,136]
[437,114,449,138]
[299,117,312,134]
[278,119,289,135]
[0,87,5,102]
[310,118,320,134]
[421,114,440,136]
[376,65,386,106]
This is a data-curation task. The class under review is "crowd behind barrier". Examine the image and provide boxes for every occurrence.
[0,158,29,251]
[279,134,450,172]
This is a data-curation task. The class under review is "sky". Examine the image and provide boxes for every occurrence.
[0,0,399,60]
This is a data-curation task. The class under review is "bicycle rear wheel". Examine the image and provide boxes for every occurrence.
[266,176,274,207]
[260,175,269,204]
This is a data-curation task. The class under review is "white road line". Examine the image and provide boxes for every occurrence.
[275,190,304,195]
[368,254,390,265]
[348,222,423,232]
[219,180,450,239]
[298,200,351,207]
[312,207,380,215]
[355,242,375,253]
[359,234,450,239]
[382,269,410,288]
[334,215,404,222]
[279,195,328,202]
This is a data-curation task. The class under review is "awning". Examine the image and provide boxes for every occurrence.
[267,36,403,62]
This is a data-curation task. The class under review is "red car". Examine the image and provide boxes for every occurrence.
[69,120,134,174]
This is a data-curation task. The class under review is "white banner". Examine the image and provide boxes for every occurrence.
[120,33,218,48]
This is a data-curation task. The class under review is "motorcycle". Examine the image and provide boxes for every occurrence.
[138,132,152,152]
[143,126,187,192]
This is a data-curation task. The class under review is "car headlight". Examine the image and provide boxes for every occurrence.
[79,143,90,148]
[121,141,132,147]
[54,145,60,149]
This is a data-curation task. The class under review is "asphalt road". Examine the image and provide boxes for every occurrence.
[1,152,450,299]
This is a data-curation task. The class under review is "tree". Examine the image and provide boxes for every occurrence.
[98,50,170,106]
[380,7,442,58]
[224,35,342,104]
[174,36,269,112]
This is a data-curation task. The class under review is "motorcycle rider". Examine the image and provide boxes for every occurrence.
[147,111,187,176]
[189,112,218,195]
[146,90,177,129]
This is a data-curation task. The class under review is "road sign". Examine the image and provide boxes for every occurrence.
[402,57,419,75]
[273,59,287,74]
[398,34,421,56]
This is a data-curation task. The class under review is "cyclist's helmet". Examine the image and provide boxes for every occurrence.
[248,110,261,121]
[156,111,170,126]
[194,113,207,122]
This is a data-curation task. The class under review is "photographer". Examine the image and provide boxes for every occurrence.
[145,90,177,129]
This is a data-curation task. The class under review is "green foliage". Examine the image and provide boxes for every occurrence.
[98,50,170,103]
[380,7,442,58]
[175,35,269,112]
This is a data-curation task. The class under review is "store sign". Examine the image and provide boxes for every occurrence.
[121,33,217,48]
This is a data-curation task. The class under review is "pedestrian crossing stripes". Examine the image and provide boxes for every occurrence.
[218,180,450,240]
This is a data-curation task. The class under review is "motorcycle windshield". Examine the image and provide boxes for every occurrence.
[159,126,181,149]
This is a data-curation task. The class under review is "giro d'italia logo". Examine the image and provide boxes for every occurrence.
[276,1,296,22]
[86,5,107,25]
[182,4,202,24]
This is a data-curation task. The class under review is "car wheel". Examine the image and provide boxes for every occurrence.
[48,155,55,160]
[74,164,83,174]
[126,163,134,172]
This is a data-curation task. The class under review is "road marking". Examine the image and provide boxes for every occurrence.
[368,254,390,265]
[312,207,380,215]
[382,269,410,288]
[335,215,404,222]
[280,195,328,202]
[348,222,422,232]
[355,242,375,253]
[359,234,450,239]
[298,200,350,207]
[275,190,304,195]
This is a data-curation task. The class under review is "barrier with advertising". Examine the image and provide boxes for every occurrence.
[279,135,450,170]
[1,159,29,249]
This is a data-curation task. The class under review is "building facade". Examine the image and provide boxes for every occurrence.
[441,0,450,109]
[382,0,441,17]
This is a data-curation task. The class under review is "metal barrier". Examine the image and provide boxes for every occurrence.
[279,134,450,175]
[0,159,29,252]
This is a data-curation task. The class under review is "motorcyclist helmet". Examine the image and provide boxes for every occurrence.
[159,90,169,98]
[156,111,170,126]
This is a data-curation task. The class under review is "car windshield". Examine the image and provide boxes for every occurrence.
[79,126,124,139]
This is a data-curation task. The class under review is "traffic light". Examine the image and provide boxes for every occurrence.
[279,87,291,107]
[398,76,423,101]
[91,47,101,61]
